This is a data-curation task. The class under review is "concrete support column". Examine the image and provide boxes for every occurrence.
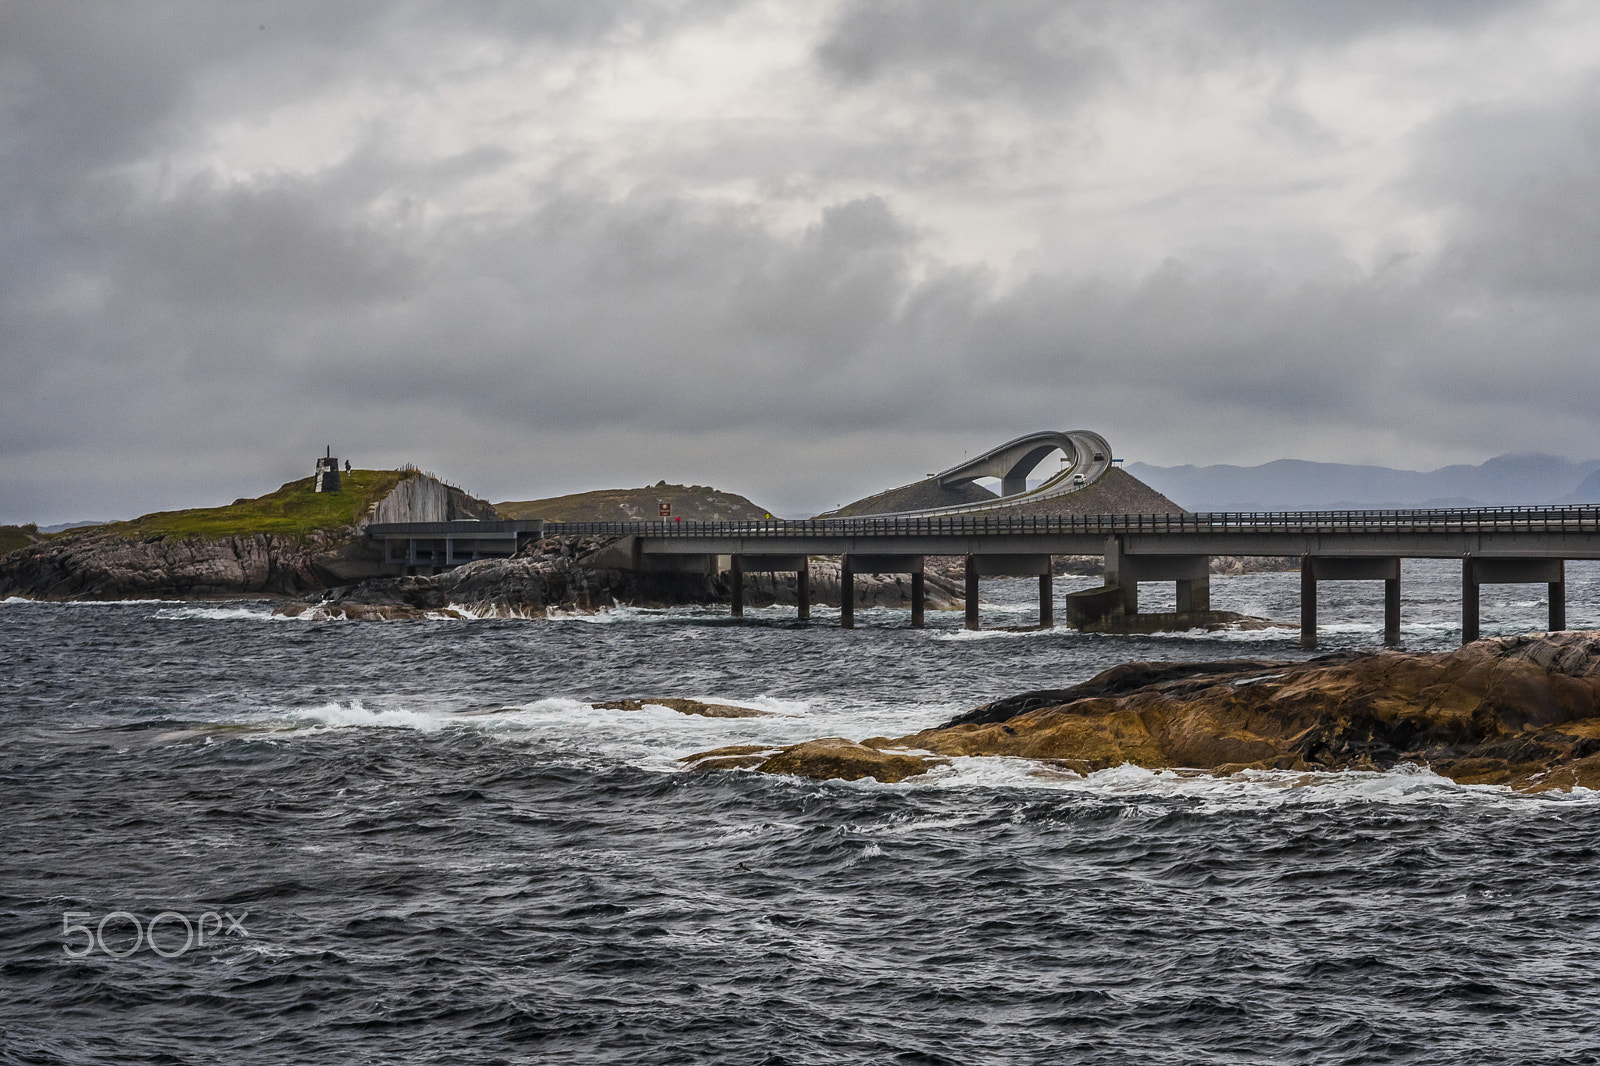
[1103,537,1138,616]
[911,571,925,628]
[797,558,810,621]
[730,555,744,619]
[1176,575,1210,614]
[840,556,855,630]
[965,555,980,631]
[1461,557,1565,642]
[1551,562,1566,632]
[1039,572,1054,629]
[1300,555,1317,650]
[1462,557,1480,644]
[1385,575,1402,645]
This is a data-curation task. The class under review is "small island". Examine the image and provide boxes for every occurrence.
[684,631,1600,793]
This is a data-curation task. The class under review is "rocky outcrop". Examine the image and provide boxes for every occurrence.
[594,698,773,718]
[1210,555,1299,575]
[684,738,940,783]
[699,633,1600,792]
[0,472,495,601]
[0,527,384,599]
[892,632,1600,791]
[276,536,965,619]
[277,535,706,617]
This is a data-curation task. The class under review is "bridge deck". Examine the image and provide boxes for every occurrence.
[540,506,1600,558]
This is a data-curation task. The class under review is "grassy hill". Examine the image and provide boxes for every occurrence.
[498,483,774,523]
[103,469,410,541]
[0,525,46,556]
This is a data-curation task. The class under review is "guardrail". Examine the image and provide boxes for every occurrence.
[542,505,1600,539]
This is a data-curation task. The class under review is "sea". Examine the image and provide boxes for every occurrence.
[4,560,1600,1065]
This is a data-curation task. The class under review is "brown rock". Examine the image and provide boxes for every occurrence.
[595,698,772,718]
[888,632,1600,791]
[680,744,781,771]
[753,737,935,783]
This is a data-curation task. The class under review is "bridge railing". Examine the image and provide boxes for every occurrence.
[540,504,1600,539]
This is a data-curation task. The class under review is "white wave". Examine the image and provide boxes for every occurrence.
[542,604,724,624]
[442,602,536,620]
[287,700,455,732]
[153,604,286,622]
[934,626,1057,642]
[892,756,1600,807]
[1086,625,1299,643]
[2,595,34,605]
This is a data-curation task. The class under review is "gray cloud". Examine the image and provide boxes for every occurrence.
[5,1,1600,524]
[815,0,1117,103]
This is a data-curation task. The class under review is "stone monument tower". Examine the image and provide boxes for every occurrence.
[314,446,342,493]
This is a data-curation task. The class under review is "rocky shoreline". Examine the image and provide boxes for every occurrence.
[274,535,967,620]
[0,526,385,600]
[684,631,1600,792]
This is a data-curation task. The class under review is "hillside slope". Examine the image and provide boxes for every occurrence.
[498,484,775,523]
[822,467,1184,518]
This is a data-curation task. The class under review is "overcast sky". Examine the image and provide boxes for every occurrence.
[6,0,1600,522]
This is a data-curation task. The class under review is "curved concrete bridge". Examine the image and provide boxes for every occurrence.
[865,429,1115,518]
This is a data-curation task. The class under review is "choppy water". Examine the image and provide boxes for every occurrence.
[5,561,1600,1064]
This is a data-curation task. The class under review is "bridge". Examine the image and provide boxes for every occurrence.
[885,428,1114,515]
[367,506,1600,647]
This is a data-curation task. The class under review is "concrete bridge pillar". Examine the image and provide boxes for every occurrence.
[1462,557,1565,643]
[731,554,811,622]
[1176,576,1210,614]
[965,557,979,630]
[841,554,923,629]
[797,557,811,621]
[963,554,1053,630]
[1299,556,1401,649]
[1105,540,1210,620]
[1102,537,1139,615]
[841,556,855,629]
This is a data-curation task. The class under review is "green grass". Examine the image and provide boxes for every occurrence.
[109,470,409,541]
[0,525,40,556]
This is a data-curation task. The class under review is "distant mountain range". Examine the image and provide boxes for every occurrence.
[1126,454,1600,513]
